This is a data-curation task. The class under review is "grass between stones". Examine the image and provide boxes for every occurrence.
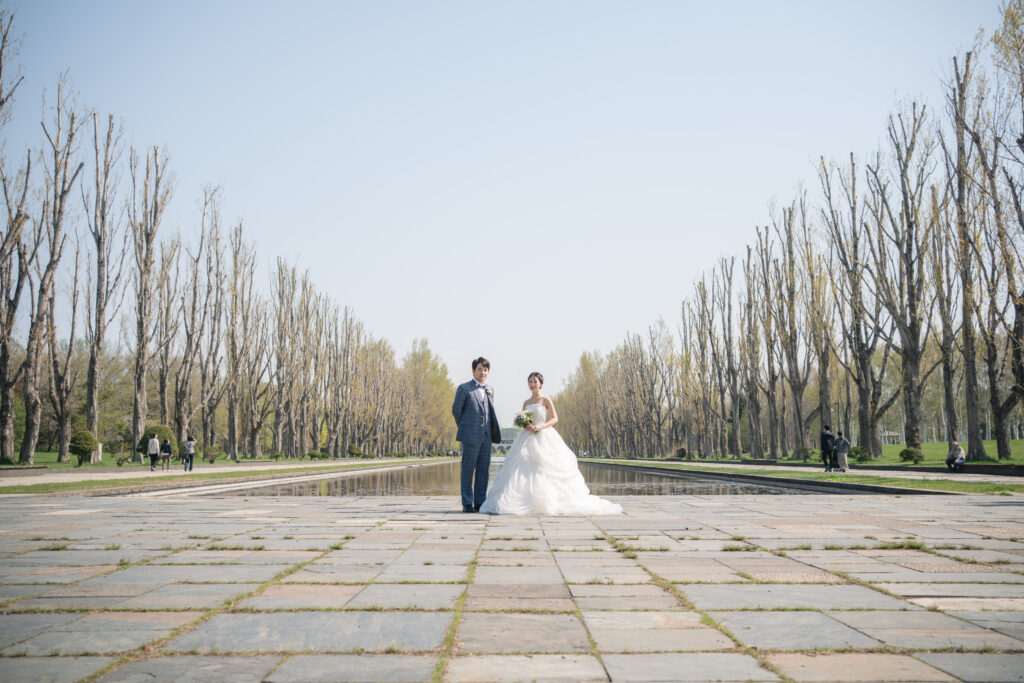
[583,459,1024,494]
[602,530,793,683]
[0,458,452,494]
[431,535,482,683]
[76,526,362,682]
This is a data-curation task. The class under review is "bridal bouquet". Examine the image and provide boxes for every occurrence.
[513,411,533,429]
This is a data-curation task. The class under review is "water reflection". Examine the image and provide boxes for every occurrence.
[226,460,811,497]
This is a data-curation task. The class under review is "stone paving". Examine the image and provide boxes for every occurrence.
[0,492,1021,682]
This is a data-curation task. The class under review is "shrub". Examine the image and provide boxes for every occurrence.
[899,447,924,464]
[347,443,363,457]
[115,453,133,467]
[270,451,284,461]
[674,446,688,459]
[204,448,223,464]
[850,446,872,463]
[69,430,98,467]
[307,450,325,460]
[792,447,816,462]
[136,425,177,456]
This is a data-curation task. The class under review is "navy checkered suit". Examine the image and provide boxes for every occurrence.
[452,380,500,510]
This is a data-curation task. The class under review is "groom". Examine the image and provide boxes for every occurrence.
[451,357,501,512]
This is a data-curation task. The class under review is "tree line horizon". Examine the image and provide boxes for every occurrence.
[3,6,1024,466]
[553,3,1024,463]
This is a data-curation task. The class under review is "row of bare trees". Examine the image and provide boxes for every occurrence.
[557,5,1024,461]
[0,9,455,464]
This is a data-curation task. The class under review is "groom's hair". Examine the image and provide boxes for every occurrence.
[472,357,490,370]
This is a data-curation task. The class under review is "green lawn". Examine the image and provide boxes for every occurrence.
[0,450,398,469]
[584,459,1024,495]
[730,439,1022,467]
[0,458,454,495]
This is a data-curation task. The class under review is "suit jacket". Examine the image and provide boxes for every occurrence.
[452,380,501,445]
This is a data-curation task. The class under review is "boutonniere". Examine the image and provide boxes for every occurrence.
[485,387,493,398]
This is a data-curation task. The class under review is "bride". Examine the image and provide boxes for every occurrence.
[479,372,622,516]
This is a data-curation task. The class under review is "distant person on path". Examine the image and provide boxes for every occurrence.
[452,357,501,512]
[820,425,835,472]
[946,441,966,472]
[147,433,160,471]
[833,430,850,472]
[159,438,172,471]
[183,434,196,472]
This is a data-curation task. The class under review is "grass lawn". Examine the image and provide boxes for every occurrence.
[584,459,1024,495]
[727,439,1022,467]
[0,457,454,495]
[0,450,399,469]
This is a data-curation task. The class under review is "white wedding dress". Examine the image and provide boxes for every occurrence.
[479,403,623,515]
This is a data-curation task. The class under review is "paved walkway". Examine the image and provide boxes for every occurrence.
[0,458,429,488]
[0,492,1022,682]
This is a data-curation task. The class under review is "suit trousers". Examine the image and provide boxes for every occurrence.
[461,439,491,509]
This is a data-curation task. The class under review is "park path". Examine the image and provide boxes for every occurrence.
[0,492,1021,682]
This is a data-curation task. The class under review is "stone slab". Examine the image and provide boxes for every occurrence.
[456,613,590,654]
[346,583,463,609]
[164,612,451,652]
[0,656,116,683]
[768,653,957,681]
[98,655,280,682]
[237,584,364,610]
[446,654,608,682]
[602,652,776,681]
[915,653,1024,682]
[709,611,881,650]
[679,584,913,610]
[266,654,437,682]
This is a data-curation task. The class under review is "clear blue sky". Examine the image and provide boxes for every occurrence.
[6,0,998,421]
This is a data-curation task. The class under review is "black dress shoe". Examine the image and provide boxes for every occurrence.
[473,505,481,512]
[463,506,474,513]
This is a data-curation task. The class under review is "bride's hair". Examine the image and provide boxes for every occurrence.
[528,371,544,386]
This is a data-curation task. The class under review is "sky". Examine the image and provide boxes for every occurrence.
[4,0,1000,422]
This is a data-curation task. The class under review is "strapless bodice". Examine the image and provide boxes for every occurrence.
[524,403,547,422]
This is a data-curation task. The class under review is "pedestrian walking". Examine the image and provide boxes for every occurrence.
[820,425,835,472]
[159,438,172,471]
[147,433,160,471]
[833,431,851,472]
[183,434,196,472]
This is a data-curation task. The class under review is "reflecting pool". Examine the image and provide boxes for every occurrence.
[224,460,815,497]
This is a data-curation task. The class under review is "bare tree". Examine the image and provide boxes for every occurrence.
[0,8,30,464]
[225,222,257,459]
[128,147,172,459]
[152,237,181,425]
[819,155,900,457]
[864,103,938,451]
[20,77,83,464]
[46,244,82,463]
[943,51,988,457]
[173,188,216,444]
[82,113,127,457]
[774,197,813,452]
[931,190,962,448]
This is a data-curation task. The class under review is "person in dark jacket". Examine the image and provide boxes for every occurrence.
[820,425,835,472]
[159,438,173,471]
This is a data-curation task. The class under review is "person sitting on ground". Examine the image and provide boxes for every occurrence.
[159,437,173,471]
[833,431,851,472]
[946,441,966,473]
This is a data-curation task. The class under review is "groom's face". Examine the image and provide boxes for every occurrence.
[473,365,489,384]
